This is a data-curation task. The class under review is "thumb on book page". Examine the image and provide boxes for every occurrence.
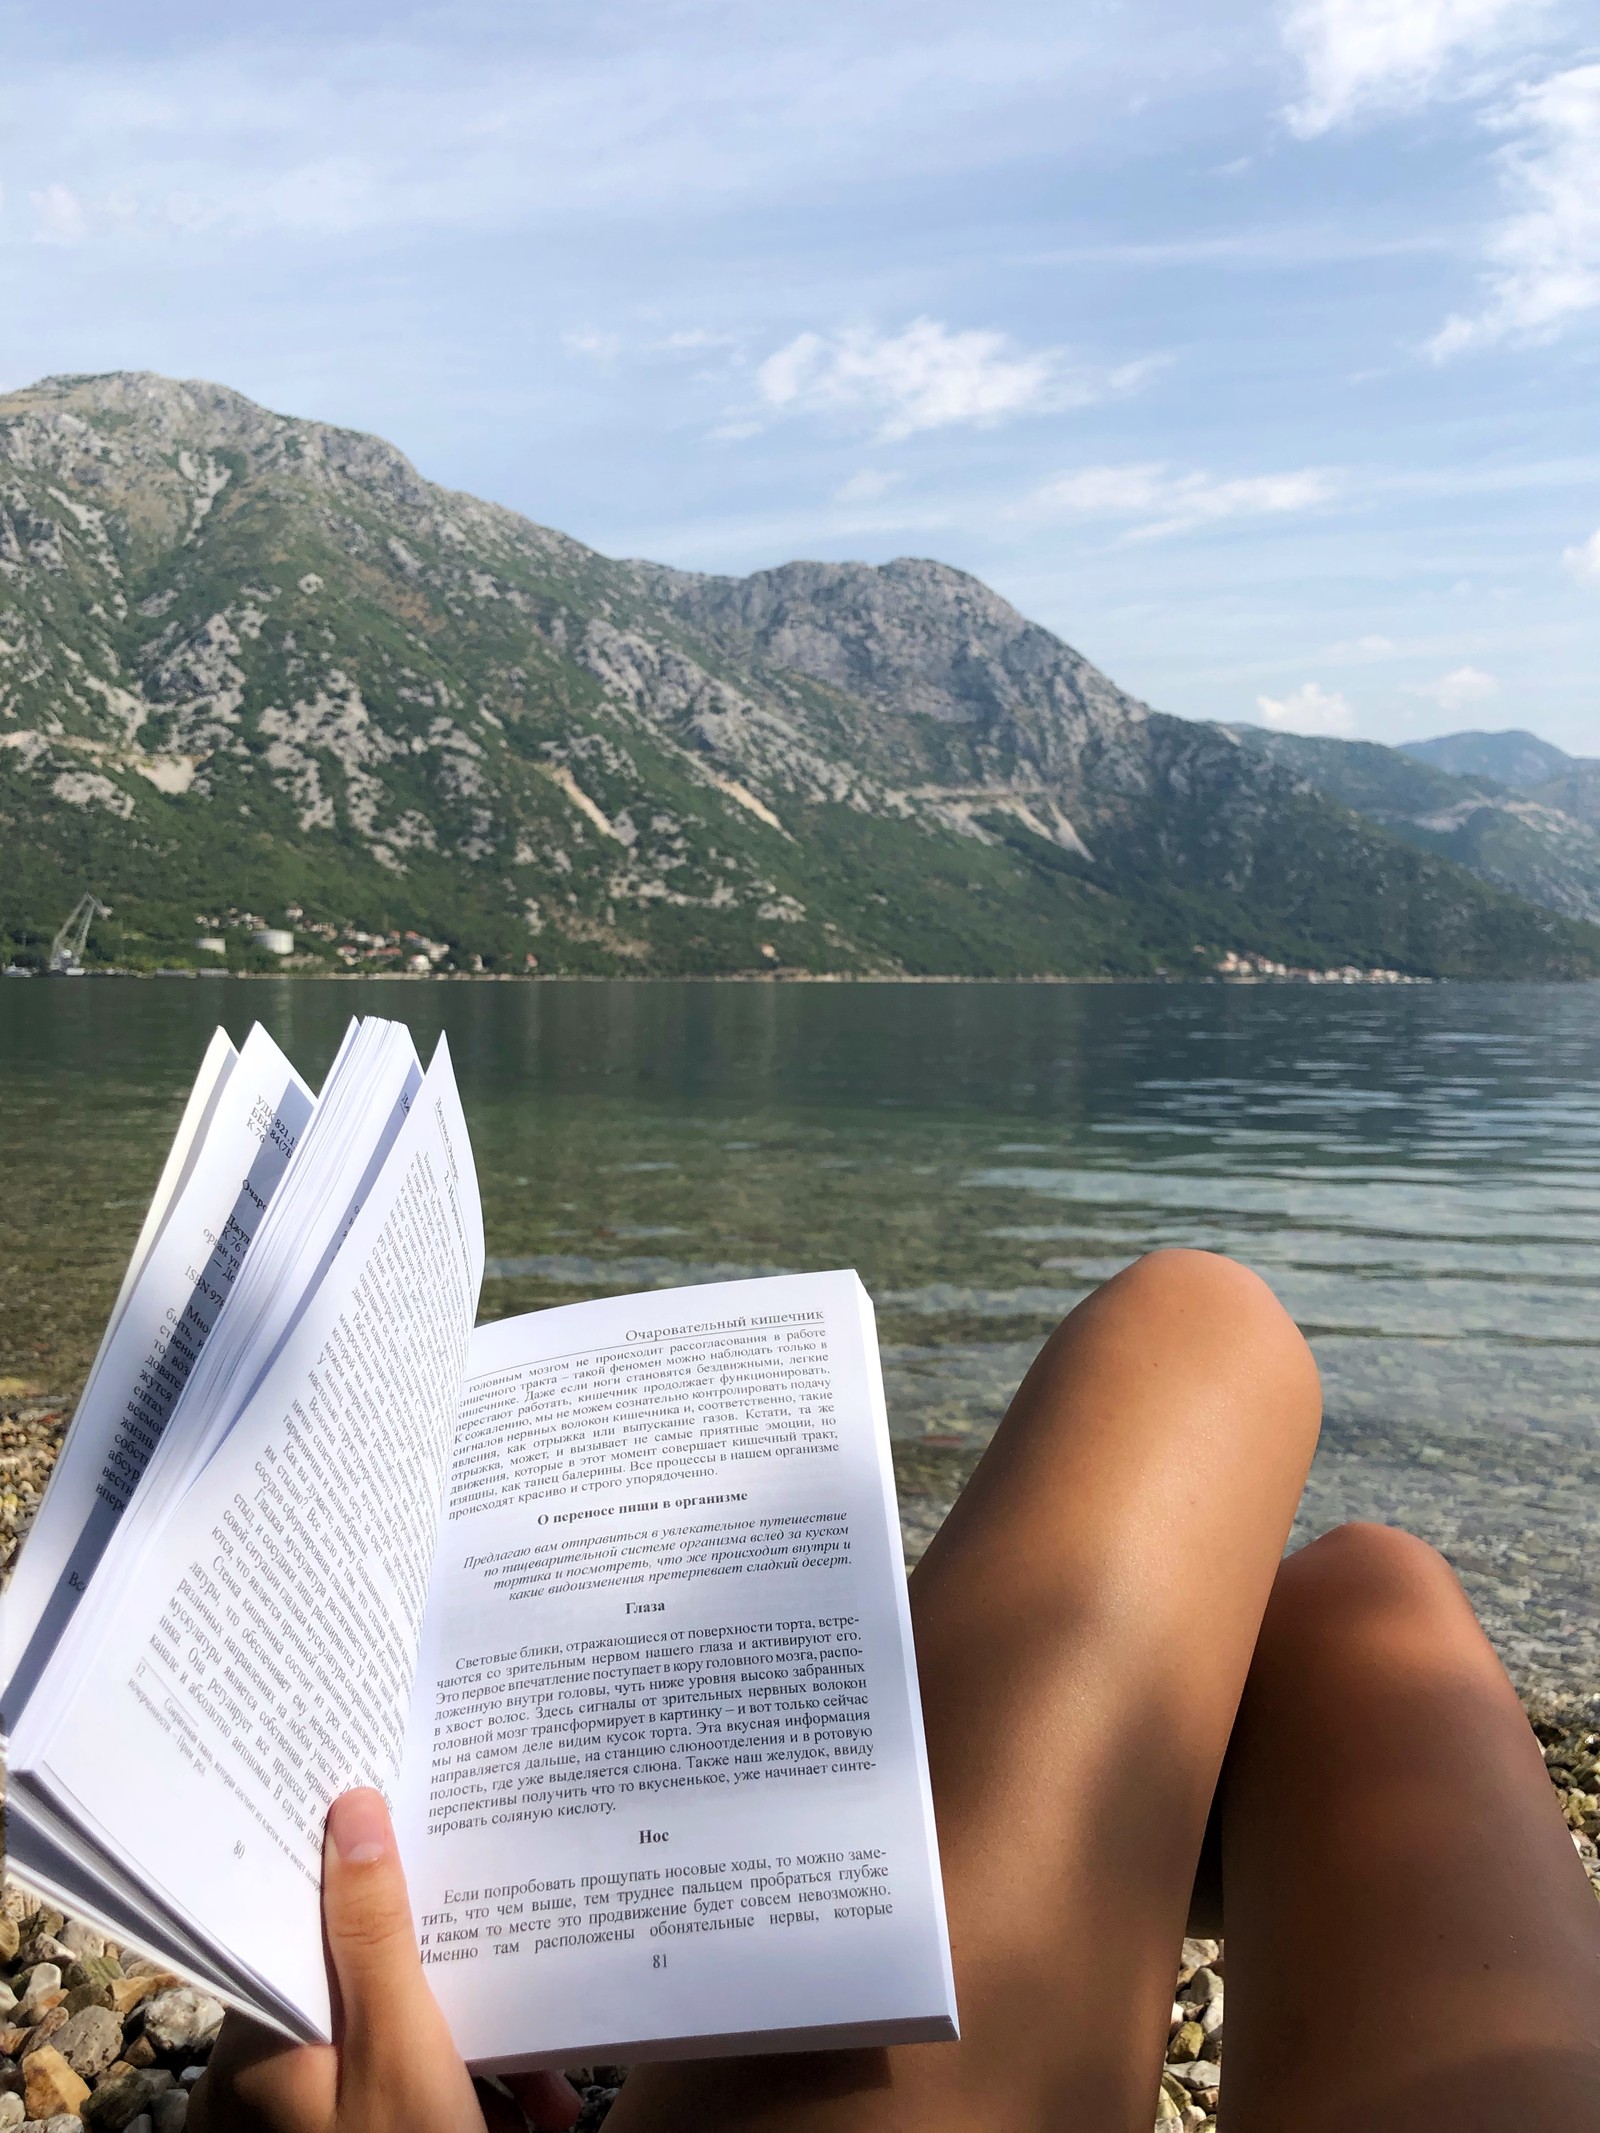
[322,1787,481,2124]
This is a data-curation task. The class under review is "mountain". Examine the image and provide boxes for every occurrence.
[1395,730,1600,845]
[1400,730,1581,790]
[1230,728,1600,929]
[1519,763,1600,834]
[3,369,1599,980]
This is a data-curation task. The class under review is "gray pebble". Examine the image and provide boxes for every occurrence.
[139,1994,222,2059]
[47,2008,122,2082]
[1168,2060,1223,2091]
[1185,1966,1222,2009]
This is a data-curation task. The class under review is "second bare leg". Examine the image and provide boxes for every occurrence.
[1220,1522,1600,2132]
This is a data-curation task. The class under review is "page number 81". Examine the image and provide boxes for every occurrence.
[652,1954,667,1970]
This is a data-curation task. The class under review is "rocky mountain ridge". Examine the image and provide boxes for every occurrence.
[3,369,1598,979]
[1395,731,1600,857]
[1400,729,1586,792]
[1234,728,1600,928]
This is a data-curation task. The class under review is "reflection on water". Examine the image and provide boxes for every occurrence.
[2,977,1596,1689]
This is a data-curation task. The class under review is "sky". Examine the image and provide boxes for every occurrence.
[2,0,1598,750]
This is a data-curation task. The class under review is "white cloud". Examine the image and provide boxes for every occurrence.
[562,328,623,367]
[660,329,738,353]
[833,469,902,503]
[753,319,1148,441]
[1255,682,1358,735]
[1428,64,1600,357]
[1406,663,1499,709]
[1282,0,1531,138]
[1320,631,1402,658]
[1564,528,1600,585]
[1020,460,1338,539]
[31,182,88,243]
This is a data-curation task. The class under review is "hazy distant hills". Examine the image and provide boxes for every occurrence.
[1400,729,1585,790]
[1399,730,1600,846]
[1237,727,1600,928]
[3,369,1598,980]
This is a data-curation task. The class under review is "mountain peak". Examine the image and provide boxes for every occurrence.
[635,550,1147,742]
[0,369,443,521]
[1399,728,1581,791]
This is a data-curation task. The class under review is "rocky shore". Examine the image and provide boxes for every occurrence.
[0,1393,68,1592]
[0,1888,215,2132]
[4,1396,1597,2133]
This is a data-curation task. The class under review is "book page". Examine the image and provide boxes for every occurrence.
[112,1018,422,1536]
[6,1022,424,1928]
[3,1024,314,1725]
[396,1271,956,2072]
[11,1785,312,2029]
[99,1026,238,1349]
[11,1040,485,2036]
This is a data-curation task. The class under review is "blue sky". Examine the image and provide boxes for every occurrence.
[3,0,1598,749]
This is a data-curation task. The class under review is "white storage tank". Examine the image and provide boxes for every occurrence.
[252,928,294,956]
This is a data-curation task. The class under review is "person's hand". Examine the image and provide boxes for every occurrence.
[189,1788,581,2133]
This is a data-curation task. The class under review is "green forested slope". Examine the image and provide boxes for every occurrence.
[3,370,1597,979]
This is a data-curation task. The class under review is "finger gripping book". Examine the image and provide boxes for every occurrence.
[2,1017,957,2071]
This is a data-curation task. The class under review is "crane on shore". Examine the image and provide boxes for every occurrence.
[49,894,109,975]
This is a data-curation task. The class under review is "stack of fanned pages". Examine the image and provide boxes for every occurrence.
[3,1019,956,2073]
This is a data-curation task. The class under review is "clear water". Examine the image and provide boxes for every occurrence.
[2,977,1596,1690]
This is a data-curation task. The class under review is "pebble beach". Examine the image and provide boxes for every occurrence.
[7,1388,1600,2130]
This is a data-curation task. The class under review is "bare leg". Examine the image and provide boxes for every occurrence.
[1220,1522,1600,2131]
[607,1249,1322,2132]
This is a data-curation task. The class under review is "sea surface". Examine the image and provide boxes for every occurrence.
[2,976,1597,1692]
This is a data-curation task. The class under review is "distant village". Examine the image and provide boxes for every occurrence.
[1213,949,1423,985]
[193,907,492,975]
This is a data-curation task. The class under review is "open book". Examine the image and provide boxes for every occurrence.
[2,1019,957,2071]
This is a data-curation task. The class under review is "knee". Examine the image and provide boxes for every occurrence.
[1245,1523,1516,1746]
[1272,1521,1476,1648]
[1291,1519,1459,1597]
[1087,1249,1317,1386]
[1041,1249,1320,1454]
[1105,1246,1290,1321]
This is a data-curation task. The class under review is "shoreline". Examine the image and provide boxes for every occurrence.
[3,967,1457,987]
